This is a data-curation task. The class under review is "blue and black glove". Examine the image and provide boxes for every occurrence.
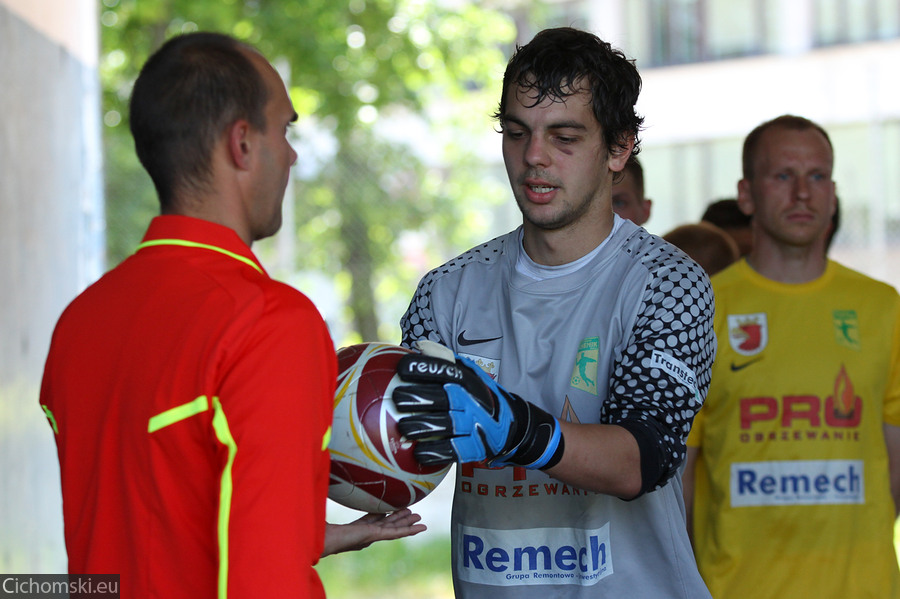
[391,340,565,470]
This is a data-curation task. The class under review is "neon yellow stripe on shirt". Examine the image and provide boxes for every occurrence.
[146,395,235,597]
[148,396,210,433]
[41,405,59,435]
[136,239,263,275]
[211,397,237,599]
[322,425,332,451]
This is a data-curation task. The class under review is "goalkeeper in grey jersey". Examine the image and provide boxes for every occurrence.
[392,27,715,599]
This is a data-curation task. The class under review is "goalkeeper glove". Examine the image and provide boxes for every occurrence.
[391,340,564,469]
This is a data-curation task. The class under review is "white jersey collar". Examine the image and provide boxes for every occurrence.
[515,216,625,281]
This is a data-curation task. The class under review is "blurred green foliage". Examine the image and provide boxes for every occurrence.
[98,0,516,342]
[316,535,453,598]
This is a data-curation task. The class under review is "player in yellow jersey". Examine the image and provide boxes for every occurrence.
[684,114,900,598]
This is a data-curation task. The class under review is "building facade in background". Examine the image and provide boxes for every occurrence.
[0,0,101,572]
[514,0,900,288]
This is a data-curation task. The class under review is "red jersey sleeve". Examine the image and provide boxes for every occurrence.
[215,286,336,598]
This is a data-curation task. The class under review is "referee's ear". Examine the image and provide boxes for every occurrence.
[227,119,254,171]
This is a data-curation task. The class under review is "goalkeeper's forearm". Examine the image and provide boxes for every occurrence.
[545,421,642,499]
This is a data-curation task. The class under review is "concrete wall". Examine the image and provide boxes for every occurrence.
[0,0,102,572]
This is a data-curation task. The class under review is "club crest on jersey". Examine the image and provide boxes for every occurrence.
[833,310,861,351]
[728,313,768,356]
[570,337,599,395]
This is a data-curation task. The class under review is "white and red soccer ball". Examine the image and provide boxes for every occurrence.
[328,342,450,513]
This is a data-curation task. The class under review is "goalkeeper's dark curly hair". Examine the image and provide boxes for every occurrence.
[494,27,644,158]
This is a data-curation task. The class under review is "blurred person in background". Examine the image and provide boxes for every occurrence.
[702,198,753,256]
[663,221,739,276]
[611,155,652,225]
[684,114,900,599]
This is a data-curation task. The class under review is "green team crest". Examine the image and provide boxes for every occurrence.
[570,337,599,395]
[833,310,860,351]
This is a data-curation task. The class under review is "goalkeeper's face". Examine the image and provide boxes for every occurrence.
[500,83,630,240]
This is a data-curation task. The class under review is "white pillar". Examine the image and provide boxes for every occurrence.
[0,0,101,573]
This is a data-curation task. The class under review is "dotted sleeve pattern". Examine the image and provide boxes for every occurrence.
[608,233,716,494]
[400,236,507,348]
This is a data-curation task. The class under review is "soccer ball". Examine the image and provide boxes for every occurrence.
[328,342,451,513]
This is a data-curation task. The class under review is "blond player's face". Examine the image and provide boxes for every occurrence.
[739,127,836,250]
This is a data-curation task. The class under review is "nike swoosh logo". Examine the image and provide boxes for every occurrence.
[457,330,502,346]
[730,357,763,371]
